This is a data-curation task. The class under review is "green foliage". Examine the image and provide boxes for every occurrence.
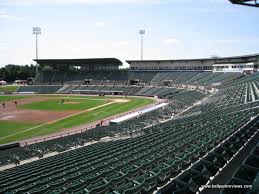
[0,86,20,92]
[0,64,36,83]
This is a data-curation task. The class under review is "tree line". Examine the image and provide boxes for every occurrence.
[0,64,36,83]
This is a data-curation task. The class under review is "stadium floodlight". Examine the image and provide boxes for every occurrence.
[33,27,41,60]
[33,27,41,76]
[139,30,145,60]
[229,0,259,7]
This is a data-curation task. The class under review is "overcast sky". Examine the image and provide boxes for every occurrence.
[0,0,259,67]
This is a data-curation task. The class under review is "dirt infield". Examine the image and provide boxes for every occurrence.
[0,97,79,123]
[0,94,164,145]
[20,96,165,145]
[0,97,132,123]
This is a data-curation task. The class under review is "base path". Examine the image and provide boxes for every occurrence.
[0,101,116,142]
[20,96,163,146]
[0,97,79,123]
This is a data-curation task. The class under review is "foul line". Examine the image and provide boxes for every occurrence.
[0,101,116,141]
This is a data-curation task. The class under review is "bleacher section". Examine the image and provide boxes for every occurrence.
[35,70,129,85]
[0,70,258,193]
[187,71,212,84]
[0,100,258,194]
[150,72,170,86]
[34,70,243,87]
[16,85,62,94]
[163,71,183,83]
[220,143,259,194]
[158,114,259,194]
[0,89,206,167]
[128,71,157,85]
[174,71,200,84]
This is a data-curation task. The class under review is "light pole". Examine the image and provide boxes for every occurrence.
[33,27,41,75]
[139,29,145,60]
[33,27,41,60]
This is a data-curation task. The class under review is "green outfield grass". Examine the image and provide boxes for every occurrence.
[18,98,109,111]
[0,96,155,144]
[0,85,20,92]
[0,121,40,144]
[0,95,30,102]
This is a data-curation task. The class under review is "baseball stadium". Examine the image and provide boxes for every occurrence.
[0,0,258,194]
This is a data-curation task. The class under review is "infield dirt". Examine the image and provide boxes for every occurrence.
[0,97,79,123]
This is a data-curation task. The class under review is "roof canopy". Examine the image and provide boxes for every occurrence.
[34,58,122,66]
[127,54,259,64]
[229,0,259,7]
[127,54,259,71]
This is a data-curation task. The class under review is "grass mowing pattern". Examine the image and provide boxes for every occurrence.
[18,98,108,111]
[0,97,155,144]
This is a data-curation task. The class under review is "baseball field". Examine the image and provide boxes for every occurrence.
[0,95,155,144]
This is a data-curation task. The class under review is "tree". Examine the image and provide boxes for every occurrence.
[0,64,36,83]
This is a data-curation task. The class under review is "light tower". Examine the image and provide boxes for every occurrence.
[33,27,41,60]
[139,29,145,60]
[33,27,41,75]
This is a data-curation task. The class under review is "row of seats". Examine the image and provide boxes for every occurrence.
[158,112,259,194]
[0,71,257,193]
[221,143,259,194]
[34,70,243,86]
[16,85,62,94]
[35,71,129,84]
[0,100,258,193]
[0,88,206,167]
[154,73,259,193]
[182,73,259,117]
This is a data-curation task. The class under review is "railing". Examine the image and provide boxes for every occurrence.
[20,125,96,147]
